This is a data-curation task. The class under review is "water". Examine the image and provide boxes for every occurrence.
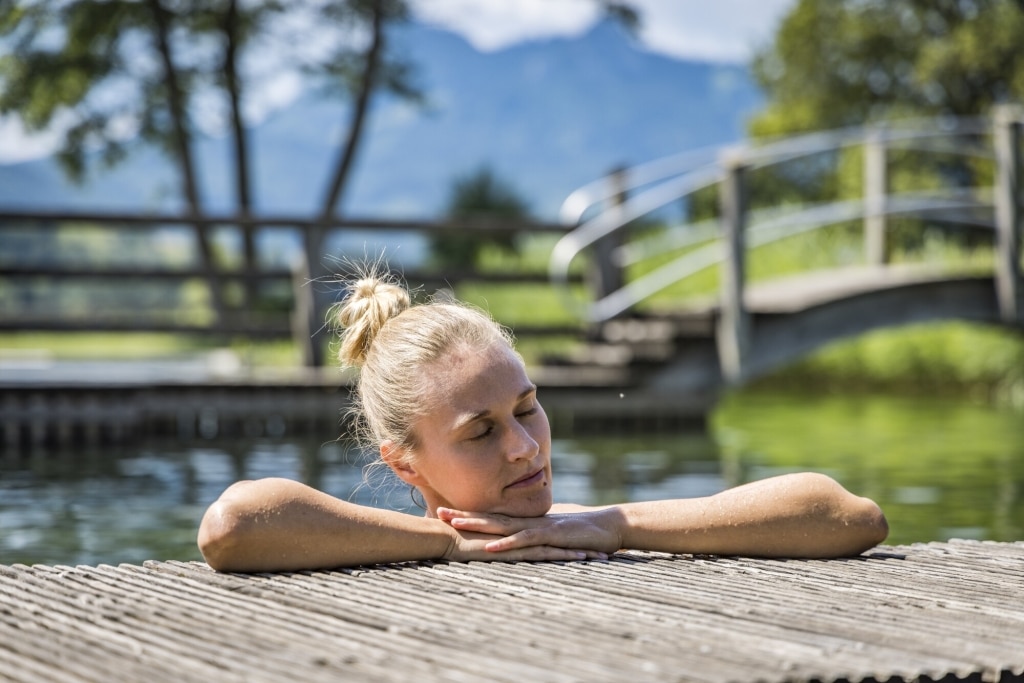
[2,390,1022,566]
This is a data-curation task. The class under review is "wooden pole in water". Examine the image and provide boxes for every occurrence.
[994,105,1023,324]
[717,151,750,383]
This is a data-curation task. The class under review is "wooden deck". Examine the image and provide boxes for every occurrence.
[2,540,1023,682]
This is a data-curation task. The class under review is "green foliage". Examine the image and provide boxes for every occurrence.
[724,0,1022,267]
[430,166,533,270]
[751,321,1024,399]
[750,0,1024,137]
[0,0,418,190]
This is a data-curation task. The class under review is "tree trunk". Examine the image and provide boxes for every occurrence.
[148,0,226,327]
[222,0,257,309]
[300,0,386,366]
[317,0,385,223]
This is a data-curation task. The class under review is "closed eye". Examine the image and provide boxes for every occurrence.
[468,424,494,441]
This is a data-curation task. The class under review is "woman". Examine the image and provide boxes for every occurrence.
[198,271,888,572]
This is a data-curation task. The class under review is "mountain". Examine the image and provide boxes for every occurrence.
[0,20,763,222]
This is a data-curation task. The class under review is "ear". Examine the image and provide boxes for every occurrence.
[380,440,422,486]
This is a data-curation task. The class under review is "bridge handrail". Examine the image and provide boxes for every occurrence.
[616,187,996,268]
[590,189,997,322]
[557,117,993,227]
[550,115,1011,323]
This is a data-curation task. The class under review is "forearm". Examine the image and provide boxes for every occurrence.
[616,473,888,558]
[197,478,454,572]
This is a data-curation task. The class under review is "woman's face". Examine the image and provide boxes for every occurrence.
[388,342,553,518]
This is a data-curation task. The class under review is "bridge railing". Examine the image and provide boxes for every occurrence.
[550,107,1023,379]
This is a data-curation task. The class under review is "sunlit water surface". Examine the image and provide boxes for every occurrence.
[2,391,1021,566]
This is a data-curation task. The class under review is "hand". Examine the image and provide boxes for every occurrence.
[441,527,608,563]
[437,507,623,557]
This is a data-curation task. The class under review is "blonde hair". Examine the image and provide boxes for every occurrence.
[334,269,517,459]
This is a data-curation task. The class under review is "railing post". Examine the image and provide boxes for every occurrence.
[589,166,627,311]
[864,129,888,266]
[717,152,750,383]
[296,224,326,367]
[994,105,1023,325]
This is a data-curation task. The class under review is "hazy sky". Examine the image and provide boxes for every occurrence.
[0,0,796,164]
[410,0,797,63]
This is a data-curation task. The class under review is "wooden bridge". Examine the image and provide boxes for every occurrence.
[1,110,1022,442]
[546,107,1024,394]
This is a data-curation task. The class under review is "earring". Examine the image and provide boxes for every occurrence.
[409,486,426,511]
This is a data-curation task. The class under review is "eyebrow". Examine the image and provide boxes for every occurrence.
[451,385,537,431]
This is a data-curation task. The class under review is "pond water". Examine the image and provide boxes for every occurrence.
[2,390,1022,566]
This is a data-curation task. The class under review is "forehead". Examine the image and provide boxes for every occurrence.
[424,343,530,410]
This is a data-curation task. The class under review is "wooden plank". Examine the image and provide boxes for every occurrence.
[0,209,570,233]
[0,264,294,280]
[0,263,582,285]
[2,541,1023,683]
[0,318,294,337]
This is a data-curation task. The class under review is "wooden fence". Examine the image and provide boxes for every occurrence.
[0,212,585,366]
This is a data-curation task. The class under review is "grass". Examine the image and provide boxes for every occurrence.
[0,332,304,367]
[750,321,1024,403]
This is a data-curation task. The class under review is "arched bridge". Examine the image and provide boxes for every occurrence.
[544,107,1024,398]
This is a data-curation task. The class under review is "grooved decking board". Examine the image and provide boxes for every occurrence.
[2,540,1023,683]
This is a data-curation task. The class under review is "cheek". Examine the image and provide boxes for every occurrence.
[434,451,502,500]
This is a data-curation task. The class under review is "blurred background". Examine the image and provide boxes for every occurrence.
[1,0,1023,566]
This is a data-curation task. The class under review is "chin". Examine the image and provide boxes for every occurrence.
[501,492,553,518]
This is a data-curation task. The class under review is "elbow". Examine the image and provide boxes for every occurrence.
[197,499,243,572]
[197,481,258,572]
[822,475,890,553]
[855,496,889,549]
[797,472,890,554]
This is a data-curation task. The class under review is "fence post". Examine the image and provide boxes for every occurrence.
[864,129,888,266]
[589,166,627,312]
[994,105,1023,325]
[296,225,326,367]
[717,151,750,383]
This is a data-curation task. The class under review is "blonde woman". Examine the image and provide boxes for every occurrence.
[198,272,888,572]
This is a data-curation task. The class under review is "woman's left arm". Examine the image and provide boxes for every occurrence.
[612,472,888,558]
[439,472,889,559]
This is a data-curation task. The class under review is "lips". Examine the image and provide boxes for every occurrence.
[506,468,545,489]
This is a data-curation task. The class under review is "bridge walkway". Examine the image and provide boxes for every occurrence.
[546,264,1009,391]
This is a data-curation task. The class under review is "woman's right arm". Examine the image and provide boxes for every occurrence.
[197,478,597,572]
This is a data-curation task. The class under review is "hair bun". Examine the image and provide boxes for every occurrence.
[336,275,411,367]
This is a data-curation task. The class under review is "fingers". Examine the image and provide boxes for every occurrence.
[438,508,614,561]
[484,546,609,563]
[445,528,610,563]
[483,530,609,561]
[437,507,529,535]
[483,527,546,552]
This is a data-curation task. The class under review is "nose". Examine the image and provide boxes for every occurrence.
[504,419,539,462]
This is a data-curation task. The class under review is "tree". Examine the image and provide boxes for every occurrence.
[750,0,1024,137]
[0,0,639,364]
[430,166,533,270]
[739,0,1024,270]
[0,0,418,316]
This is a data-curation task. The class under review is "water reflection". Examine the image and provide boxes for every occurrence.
[2,391,1021,566]
[713,391,1024,545]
